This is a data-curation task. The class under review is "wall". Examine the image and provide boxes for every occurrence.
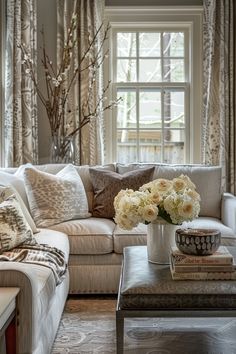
[37,0,57,163]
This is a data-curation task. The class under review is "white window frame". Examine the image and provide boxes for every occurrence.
[104,6,203,164]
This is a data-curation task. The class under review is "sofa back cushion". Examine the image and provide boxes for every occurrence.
[0,170,30,209]
[89,167,155,218]
[1,163,116,213]
[117,163,222,219]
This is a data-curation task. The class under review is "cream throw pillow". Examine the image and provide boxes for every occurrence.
[24,164,91,227]
[0,196,33,254]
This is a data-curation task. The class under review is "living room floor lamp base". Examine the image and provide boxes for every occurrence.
[147,221,178,264]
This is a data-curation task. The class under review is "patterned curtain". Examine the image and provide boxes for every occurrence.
[4,0,38,167]
[57,0,105,165]
[202,0,235,193]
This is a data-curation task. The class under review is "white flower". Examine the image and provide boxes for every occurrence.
[179,174,196,190]
[114,174,200,229]
[149,191,162,205]
[142,204,158,222]
[172,177,186,192]
[52,78,60,87]
[155,179,173,193]
[185,189,201,201]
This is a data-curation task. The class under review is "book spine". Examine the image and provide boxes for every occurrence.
[171,271,236,281]
[172,255,233,265]
[173,264,235,273]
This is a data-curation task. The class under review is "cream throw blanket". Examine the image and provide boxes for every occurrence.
[0,239,67,285]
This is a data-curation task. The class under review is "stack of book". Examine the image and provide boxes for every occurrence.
[170,245,236,280]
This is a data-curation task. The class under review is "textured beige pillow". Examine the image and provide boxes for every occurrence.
[89,167,155,218]
[0,196,33,254]
[0,185,38,233]
[24,164,91,227]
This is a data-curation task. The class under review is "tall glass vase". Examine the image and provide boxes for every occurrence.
[50,133,74,164]
[147,219,179,264]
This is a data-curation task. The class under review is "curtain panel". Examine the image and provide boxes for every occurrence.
[57,0,105,165]
[202,0,235,193]
[4,0,38,167]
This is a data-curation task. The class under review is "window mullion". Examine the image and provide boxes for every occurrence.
[136,88,139,162]
[160,32,164,163]
[136,31,139,162]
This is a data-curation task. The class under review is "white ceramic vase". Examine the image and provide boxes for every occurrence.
[147,219,179,264]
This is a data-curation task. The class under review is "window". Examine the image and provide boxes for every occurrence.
[115,30,187,164]
[105,7,203,164]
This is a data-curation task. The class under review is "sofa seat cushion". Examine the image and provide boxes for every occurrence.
[184,217,236,239]
[49,217,116,255]
[35,228,70,262]
[113,223,147,254]
[69,253,122,266]
[113,217,236,254]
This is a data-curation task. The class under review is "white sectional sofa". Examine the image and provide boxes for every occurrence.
[0,162,236,354]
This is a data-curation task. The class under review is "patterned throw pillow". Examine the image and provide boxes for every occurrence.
[24,164,91,227]
[0,196,33,254]
[0,185,38,233]
[89,167,155,218]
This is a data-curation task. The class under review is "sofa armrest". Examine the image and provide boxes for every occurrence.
[0,263,38,354]
[221,193,236,233]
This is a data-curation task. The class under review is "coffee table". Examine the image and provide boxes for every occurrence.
[116,245,236,354]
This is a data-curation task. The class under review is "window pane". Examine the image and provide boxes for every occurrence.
[163,32,184,57]
[163,129,184,163]
[117,59,136,82]
[139,90,161,129]
[139,32,161,57]
[139,130,162,162]
[139,59,161,82]
[164,90,185,128]
[163,59,184,82]
[140,145,162,163]
[117,130,137,162]
[117,90,136,128]
[117,33,136,57]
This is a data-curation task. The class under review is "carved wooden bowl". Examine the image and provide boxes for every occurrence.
[175,228,221,256]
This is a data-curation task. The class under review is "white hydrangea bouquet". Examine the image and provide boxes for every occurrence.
[114,175,201,230]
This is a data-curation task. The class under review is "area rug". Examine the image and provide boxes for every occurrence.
[52,296,236,354]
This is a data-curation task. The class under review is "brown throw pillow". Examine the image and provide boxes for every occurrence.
[89,167,155,218]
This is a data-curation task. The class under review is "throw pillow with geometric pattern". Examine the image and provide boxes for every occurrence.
[24,164,91,227]
[0,185,38,233]
[0,196,33,254]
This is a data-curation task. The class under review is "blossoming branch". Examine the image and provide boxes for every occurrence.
[19,12,121,159]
